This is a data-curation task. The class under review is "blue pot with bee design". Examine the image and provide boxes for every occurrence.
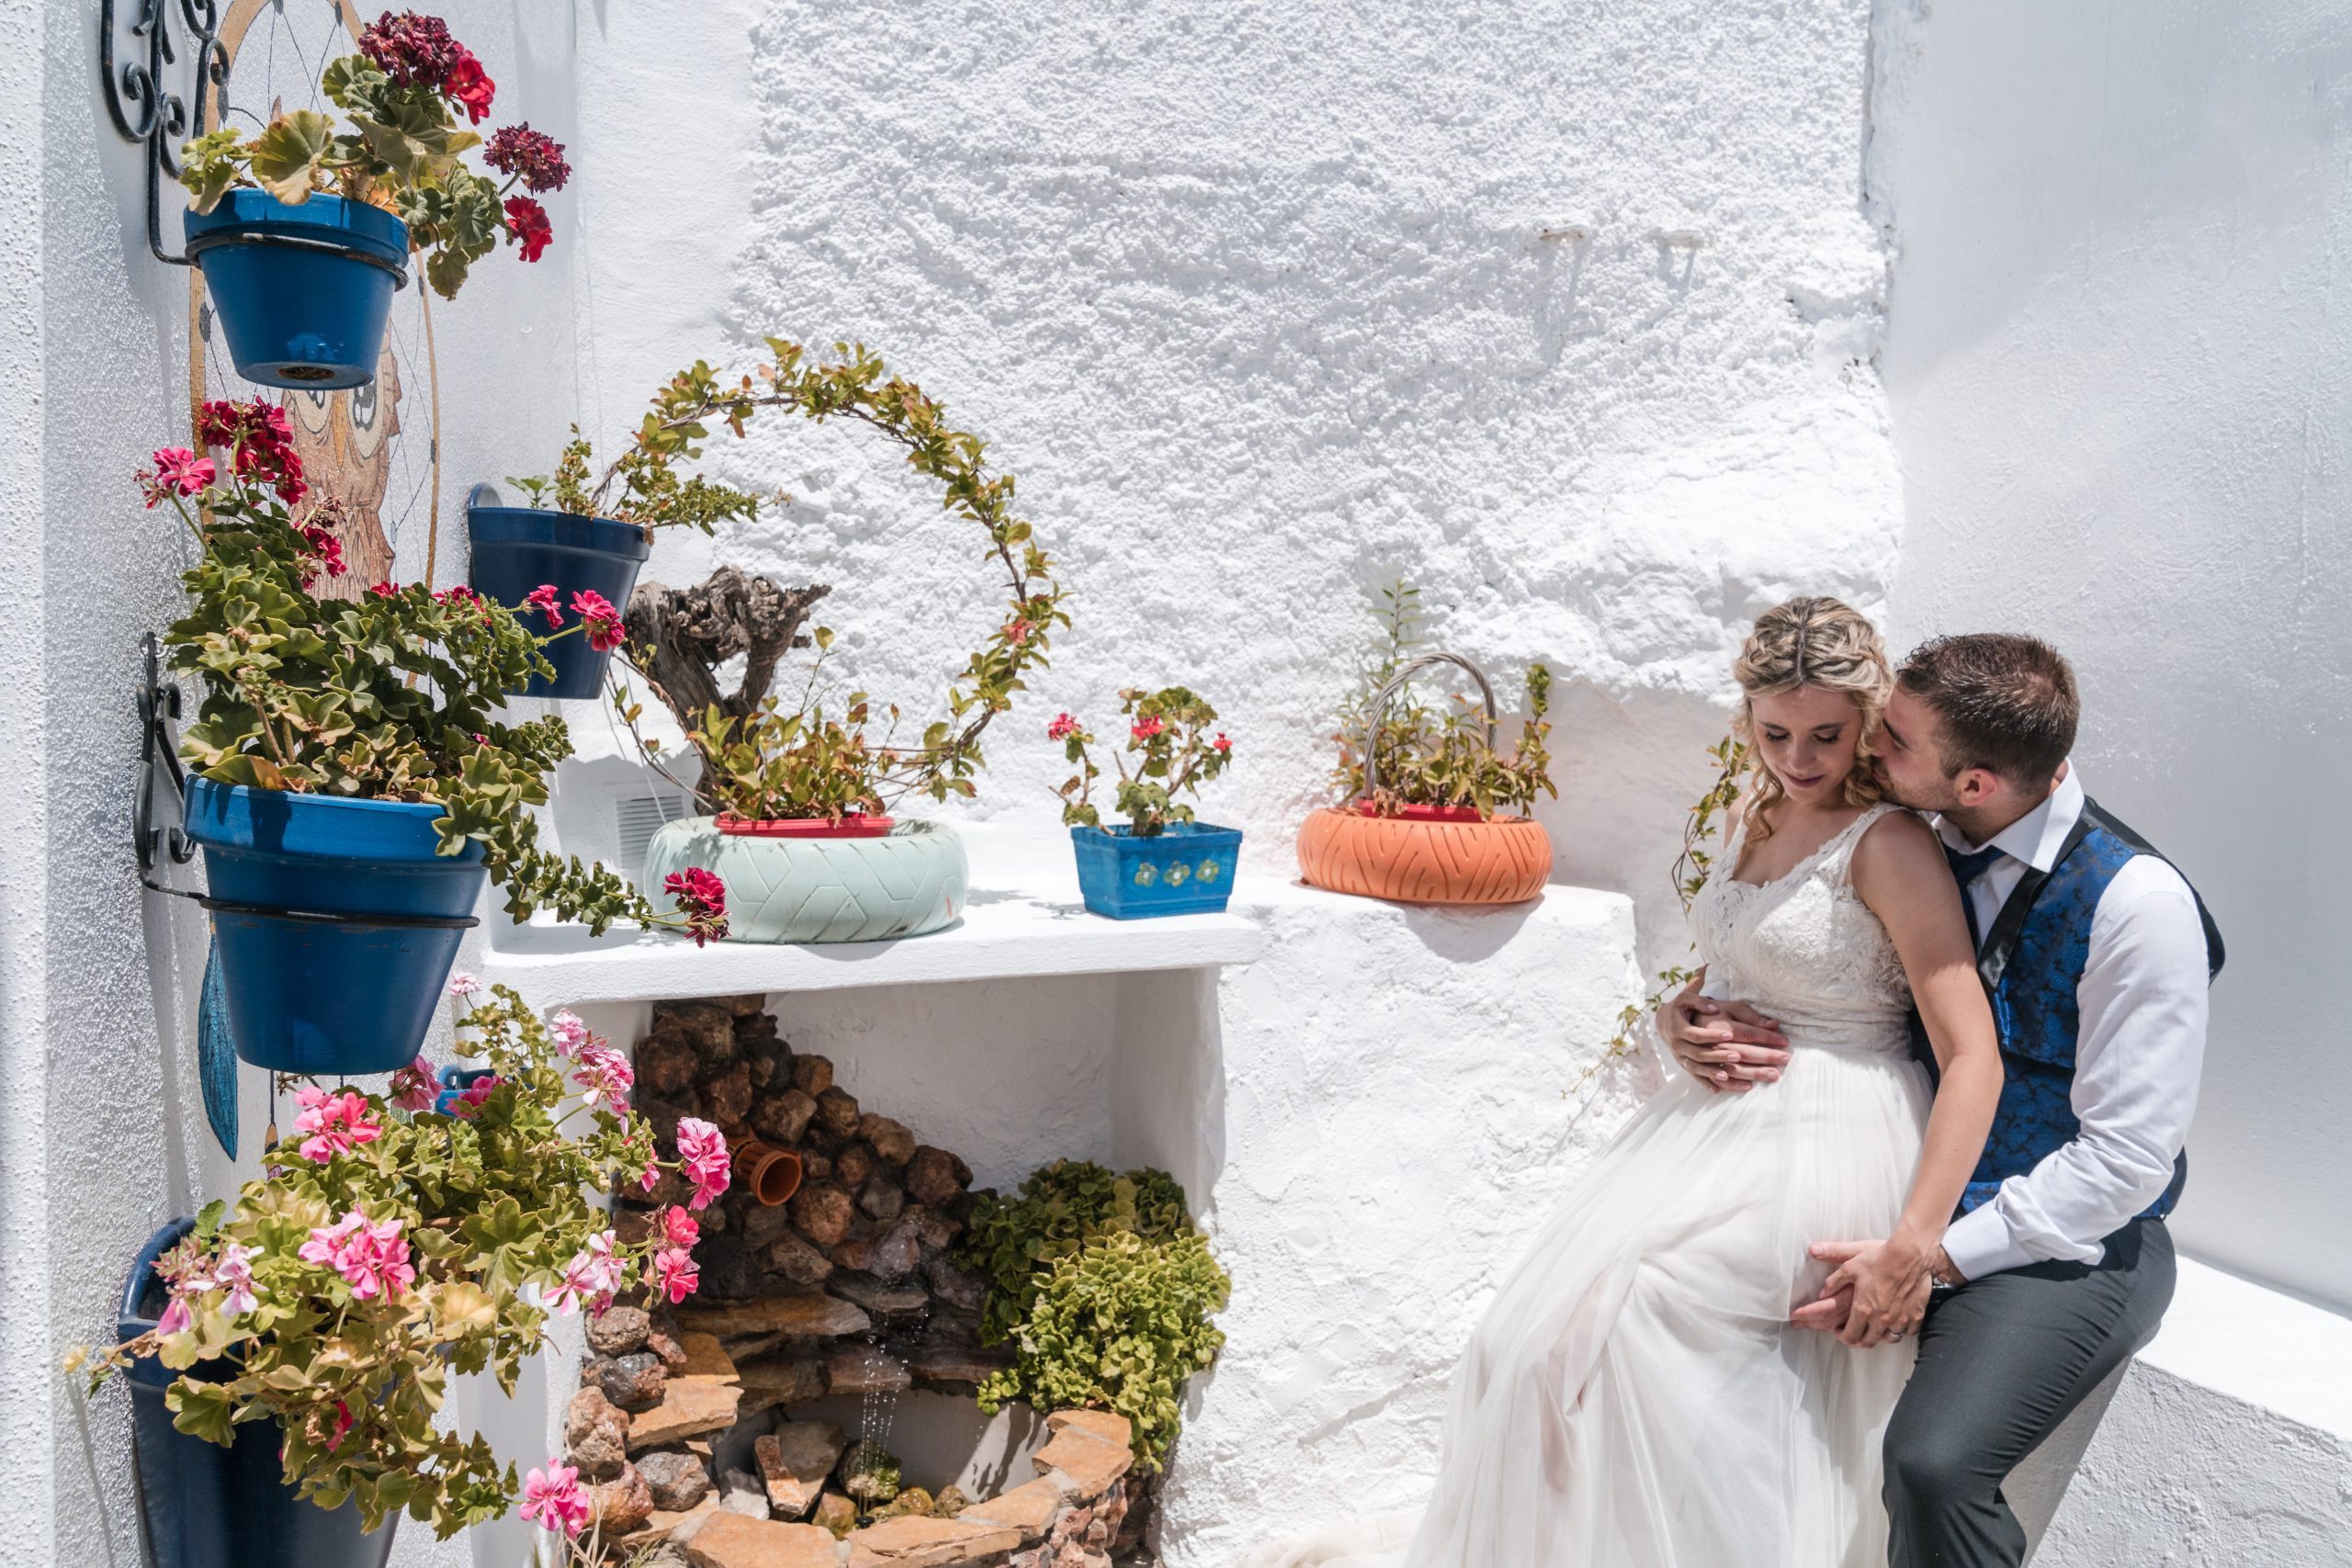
[1069,821,1242,919]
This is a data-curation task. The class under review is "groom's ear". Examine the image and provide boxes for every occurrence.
[1951,765,2007,809]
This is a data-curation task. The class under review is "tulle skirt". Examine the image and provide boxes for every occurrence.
[1243,1043,1931,1568]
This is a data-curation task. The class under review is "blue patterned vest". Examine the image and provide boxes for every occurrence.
[1931,799,2224,1219]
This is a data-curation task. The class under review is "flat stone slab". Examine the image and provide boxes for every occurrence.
[619,1494,722,1551]
[679,1331,741,1382]
[1045,1409,1130,1449]
[826,1344,912,1395]
[842,1514,1023,1567]
[684,1512,845,1568]
[628,1375,743,1450]
[684,1294,874,1339]
[955,1476,1062,1542]
[1031,1426,1131,1498]
[757,1421,849,1517]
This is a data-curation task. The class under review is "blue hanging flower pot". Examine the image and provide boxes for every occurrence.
[1069,821,1243,919]
[184,192,409,390]
[119,1219,400,1568]
[182,779,484,1077]
[464,485,650,699]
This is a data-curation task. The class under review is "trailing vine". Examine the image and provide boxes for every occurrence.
[515,342,1066,810]
[1571,735,1750,1091]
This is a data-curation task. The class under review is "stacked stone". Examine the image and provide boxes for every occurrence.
[566,995,1043,1556]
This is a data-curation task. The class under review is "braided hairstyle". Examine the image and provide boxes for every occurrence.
[1730,596,1892,841]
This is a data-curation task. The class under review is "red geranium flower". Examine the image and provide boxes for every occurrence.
[444,52,495,123]
[504,196,552,263]
[662,866,729,947]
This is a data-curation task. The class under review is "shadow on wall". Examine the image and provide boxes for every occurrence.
[1535,680,1742,982]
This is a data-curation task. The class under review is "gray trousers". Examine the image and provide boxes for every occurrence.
[1883,1217,2176,1568]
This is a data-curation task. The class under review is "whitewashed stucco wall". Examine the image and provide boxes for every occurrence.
[1871,0,2352,1314]
[561,0,1906,988]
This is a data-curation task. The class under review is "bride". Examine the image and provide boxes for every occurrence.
[1250,597,2004,1568]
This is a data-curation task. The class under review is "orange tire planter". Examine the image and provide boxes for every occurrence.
[1295,806,1552,905]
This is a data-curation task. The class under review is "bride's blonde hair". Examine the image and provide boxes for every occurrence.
[1731,596,1891,841]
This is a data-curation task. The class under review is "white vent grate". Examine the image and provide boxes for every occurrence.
[613,789,692,882]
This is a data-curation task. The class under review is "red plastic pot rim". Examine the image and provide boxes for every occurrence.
[1352,801,1510,823]
[715,813,895,839]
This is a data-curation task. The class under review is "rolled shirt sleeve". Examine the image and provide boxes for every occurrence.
[1939,857,2211,1281]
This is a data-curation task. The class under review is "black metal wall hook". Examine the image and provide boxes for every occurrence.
[99,0,228,266]
[135,630,197,887]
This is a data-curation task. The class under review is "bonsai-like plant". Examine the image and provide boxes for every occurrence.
[1331,580,1555,818]
[1050,687,1233,836]
[577,340,1068,818]
[70,981,735,1537]
[146,400,727,940]
[958,1160,1228,1472]
[177,10,568,298]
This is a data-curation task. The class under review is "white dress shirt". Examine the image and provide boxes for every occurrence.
[1933,764,2213,1280]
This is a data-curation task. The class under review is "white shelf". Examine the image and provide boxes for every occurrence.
[477,820,1268,1010]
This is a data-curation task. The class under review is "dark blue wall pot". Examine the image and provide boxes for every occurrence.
[466,489,651,699]
[183,779,486,1076]
[184,191,408,390]
[1069,821,1243,919]
[119,1219,399,1568]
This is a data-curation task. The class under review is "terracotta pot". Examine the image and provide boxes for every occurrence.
[731,1139,804,1206]
[1295,806,1551,905]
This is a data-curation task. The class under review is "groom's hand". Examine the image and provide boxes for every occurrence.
[1661,976,1790,1093]
[1794,1239,1932,1348]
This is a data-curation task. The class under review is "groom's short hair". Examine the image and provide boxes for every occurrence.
[1896,634,2078,784]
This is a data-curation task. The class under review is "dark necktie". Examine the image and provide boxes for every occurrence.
[1944,843,2007,951]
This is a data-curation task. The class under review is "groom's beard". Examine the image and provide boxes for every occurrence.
[1874,764,1959,817]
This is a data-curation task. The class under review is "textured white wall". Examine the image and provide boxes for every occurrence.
[1871,1,2352,1312]
[563,0,1905,987]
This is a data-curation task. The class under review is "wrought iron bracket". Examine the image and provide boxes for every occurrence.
[99,0,227,266]
[135,630,198,890]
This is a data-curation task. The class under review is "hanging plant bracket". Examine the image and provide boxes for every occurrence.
[135,630,197,886]
[99,0,230,267]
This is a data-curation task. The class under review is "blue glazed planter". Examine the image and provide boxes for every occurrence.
[184,192,408,390]
[119,1219,399,1568]
[466,493,651,699]
[1069,821,1243,919]
[183,778,486,1076]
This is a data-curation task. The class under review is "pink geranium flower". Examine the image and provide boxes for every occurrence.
[152,447,216,500]
[1046,712,1081,741]
[571,1043,634,1117]
[447,971,482,998]
[548,1009,590,1056]
[658,1205,700,1250]
[569,589,624,650]
[662,865,729,947]
[545,1230,622,1317]
[521,1461,590,1537]
[673,1117,731,1211]
[650,1245,699,1304]
[299,1212,415,1302]
[292,1086,383,1163]
[523,583,564,626]
[1131,715,1166,741]
[451,1076,502,1118]
[212,1240,260,1317]
[389,1058,438,1112]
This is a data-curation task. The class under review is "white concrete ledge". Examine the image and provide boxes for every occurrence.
[2021,1258,2352,1565]
[477,821,1267,1010]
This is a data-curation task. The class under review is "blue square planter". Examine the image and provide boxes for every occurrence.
[1069,822,1242,919]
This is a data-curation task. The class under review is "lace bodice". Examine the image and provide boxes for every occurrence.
[1689,802,1915,1057]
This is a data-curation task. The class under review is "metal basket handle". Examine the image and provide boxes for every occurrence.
[1360,650,1499,800]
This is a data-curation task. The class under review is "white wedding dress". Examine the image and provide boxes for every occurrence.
[1249,802,1931,1568]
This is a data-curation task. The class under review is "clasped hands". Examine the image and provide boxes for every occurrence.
[1657,977,1962,1348]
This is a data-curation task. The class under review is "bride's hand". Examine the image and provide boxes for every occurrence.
[1658,976,1790,1094]
[1801,1238,1933,1348]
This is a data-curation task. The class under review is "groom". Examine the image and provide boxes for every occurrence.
[1665,632,2222,1568]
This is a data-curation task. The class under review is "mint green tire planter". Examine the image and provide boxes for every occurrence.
[642,818,967,943]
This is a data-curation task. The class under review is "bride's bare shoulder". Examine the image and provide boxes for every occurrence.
[1849,806,1944,882]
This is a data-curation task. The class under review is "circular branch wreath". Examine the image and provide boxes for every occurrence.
[599,339,1067,813]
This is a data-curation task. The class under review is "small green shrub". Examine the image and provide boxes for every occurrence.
[957,1160,1227,1472]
